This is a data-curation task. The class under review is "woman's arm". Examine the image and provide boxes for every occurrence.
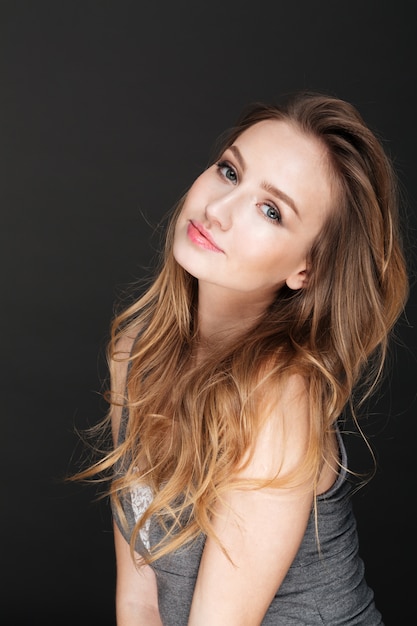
[114,522,162,626]
[110,330,163,625]
[188,375,315,626]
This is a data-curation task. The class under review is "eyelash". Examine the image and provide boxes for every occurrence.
[216,160,237,183]
[215,160,282,225]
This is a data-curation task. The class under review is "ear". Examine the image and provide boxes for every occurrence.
[286,268,308,291]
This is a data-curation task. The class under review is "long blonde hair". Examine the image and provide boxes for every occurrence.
[76,92,408,562]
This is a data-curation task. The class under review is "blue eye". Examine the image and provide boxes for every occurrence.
[260,203,282,223]
[217,161,237,184]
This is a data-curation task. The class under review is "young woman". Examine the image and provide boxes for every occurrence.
[79,91,408,624]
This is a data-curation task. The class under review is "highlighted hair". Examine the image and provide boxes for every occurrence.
[75,92,408,563]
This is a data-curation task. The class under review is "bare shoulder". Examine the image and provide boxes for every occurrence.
[110,327,140,445]
[113,327,139,360]
[265,372,339,492]
[261,372,310,437]
[111,328,139,390]
[238,373,310,481]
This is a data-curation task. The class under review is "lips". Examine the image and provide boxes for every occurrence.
[187,221,224,253]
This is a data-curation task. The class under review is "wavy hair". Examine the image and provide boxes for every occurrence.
[76,92,408,562]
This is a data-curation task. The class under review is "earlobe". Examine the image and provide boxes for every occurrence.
[286,269,308,291]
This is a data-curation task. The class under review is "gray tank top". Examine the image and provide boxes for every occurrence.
[113,413,384,625]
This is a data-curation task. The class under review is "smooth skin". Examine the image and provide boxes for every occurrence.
[111,333,163,626]
[113,120,339,624]
[173,119,334,341]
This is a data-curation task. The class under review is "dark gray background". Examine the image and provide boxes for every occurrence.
[2,1,416,624]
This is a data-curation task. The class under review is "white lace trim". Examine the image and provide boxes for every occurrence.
[130,483,153,550]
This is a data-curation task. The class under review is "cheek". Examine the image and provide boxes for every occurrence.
[241,238,306,278]
[239,248,282,279]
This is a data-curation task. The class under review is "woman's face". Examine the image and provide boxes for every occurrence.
[173,119,335,302]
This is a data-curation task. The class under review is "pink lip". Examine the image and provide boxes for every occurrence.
[187,221,224,253]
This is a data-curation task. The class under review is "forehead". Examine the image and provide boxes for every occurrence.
[234,119,328,163]
[233,119,336,218]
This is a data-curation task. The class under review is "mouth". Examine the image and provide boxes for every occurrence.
[187,221,224,253]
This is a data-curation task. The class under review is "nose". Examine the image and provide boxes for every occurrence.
[205,188,239,230]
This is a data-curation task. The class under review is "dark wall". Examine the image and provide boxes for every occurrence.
[3,1,416,624]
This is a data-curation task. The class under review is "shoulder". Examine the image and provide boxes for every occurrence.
[113,327,139,361]
[239,373,310,482]
[256,373,340,492]
[109,328,140,445]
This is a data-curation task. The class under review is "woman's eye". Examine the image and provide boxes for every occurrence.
[217,161,237,183]
[260,203,282,223]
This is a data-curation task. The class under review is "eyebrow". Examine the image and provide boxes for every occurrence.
[228,144,300,219]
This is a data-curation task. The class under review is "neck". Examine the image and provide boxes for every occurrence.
[196,281,274,345]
